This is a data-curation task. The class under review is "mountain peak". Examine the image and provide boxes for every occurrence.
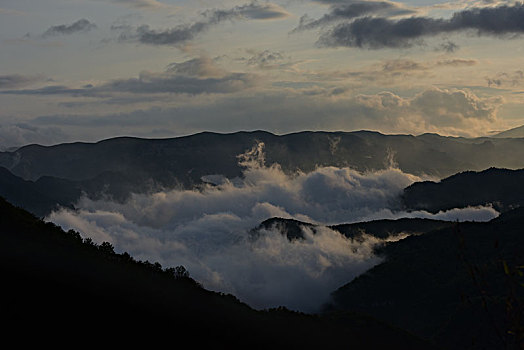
[493,124,524,138]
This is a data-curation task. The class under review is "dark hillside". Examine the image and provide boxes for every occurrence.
[402,168,524,213]
[0,196,430,348]
[329,208,524,349]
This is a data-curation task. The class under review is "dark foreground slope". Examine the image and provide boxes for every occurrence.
[402,168,524,213]
[0,166,141,217]
[329,209,524,350]
[0,197,429,349]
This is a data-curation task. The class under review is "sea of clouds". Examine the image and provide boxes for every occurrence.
[47,143,499,312]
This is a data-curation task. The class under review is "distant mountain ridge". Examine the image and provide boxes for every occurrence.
[1,130,524,217]
[494,124,524,138]
[254,216,453,241]
[2,130,524,186]
[402,167,524,213]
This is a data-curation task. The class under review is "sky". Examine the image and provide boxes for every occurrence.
[2,0,524,148]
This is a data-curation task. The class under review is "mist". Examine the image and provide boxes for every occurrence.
[46,143,499,312]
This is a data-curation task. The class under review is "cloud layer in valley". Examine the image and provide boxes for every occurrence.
[47,144,499,311]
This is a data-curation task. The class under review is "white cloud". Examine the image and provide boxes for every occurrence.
[23,86,505,143]
[46,143,499,311]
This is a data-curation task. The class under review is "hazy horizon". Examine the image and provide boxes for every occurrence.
[0,127,517,152]
[2,0,524,149]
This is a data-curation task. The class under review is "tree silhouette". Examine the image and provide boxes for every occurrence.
[166,265,190,279]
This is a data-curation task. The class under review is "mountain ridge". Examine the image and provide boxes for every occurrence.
[328,208,524,349]
[402,167,524,213]
[494,124,524,138]
[2,130,524,184]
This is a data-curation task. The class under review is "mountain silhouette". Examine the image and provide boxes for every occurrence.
[328,208,524,350]
[402,167,524,213]
[494,124,524,138]
[0,195,431,348]
[2,131,524,217]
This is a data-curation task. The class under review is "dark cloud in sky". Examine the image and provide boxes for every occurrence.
[247,50,284,66]
[109,0,166,9]
[116,2,289,46]
[0,85,89,96]
[486,70,524,87]
[0,57,257,96]
[102,71,257,94]
[318,3,524,49]
[42,19,97,37]
[0,74,255,96]
[435,58,478,67]
[0,74,46,89]
[165,56,225,77]
[231,2,290,20]
[121,23,205,46]
[294,1,416,32]
[236,49,294,69]
[380,58,477,72]
[436,40,459,53]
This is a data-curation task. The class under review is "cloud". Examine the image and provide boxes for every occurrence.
[314,58,479,84]
[318,3,524,49]
[42,19,97,37]
[102,70,258,95]
[115,2,290,46]
[0,74,46,89]
[26,86,503,139]
[408,88,500,123]
[0,7,26,16]
[46,144,498,311]
[165,56,226,78]
[436,40,460,52]
[362,205,500,222]
[0,123,68,151]
[435,58,478,67]
[0,85,92,96]
[246,50,285,66]
[109,0,169,9]
[381,58,426,72]
[0,57,259,96]
[377,58,478,72]
[348,88,502,135]
[294,0,417,32]
[235,49,297,70]
[485,70,524,87]
[231,2,290,20]
[46,144,418,311]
